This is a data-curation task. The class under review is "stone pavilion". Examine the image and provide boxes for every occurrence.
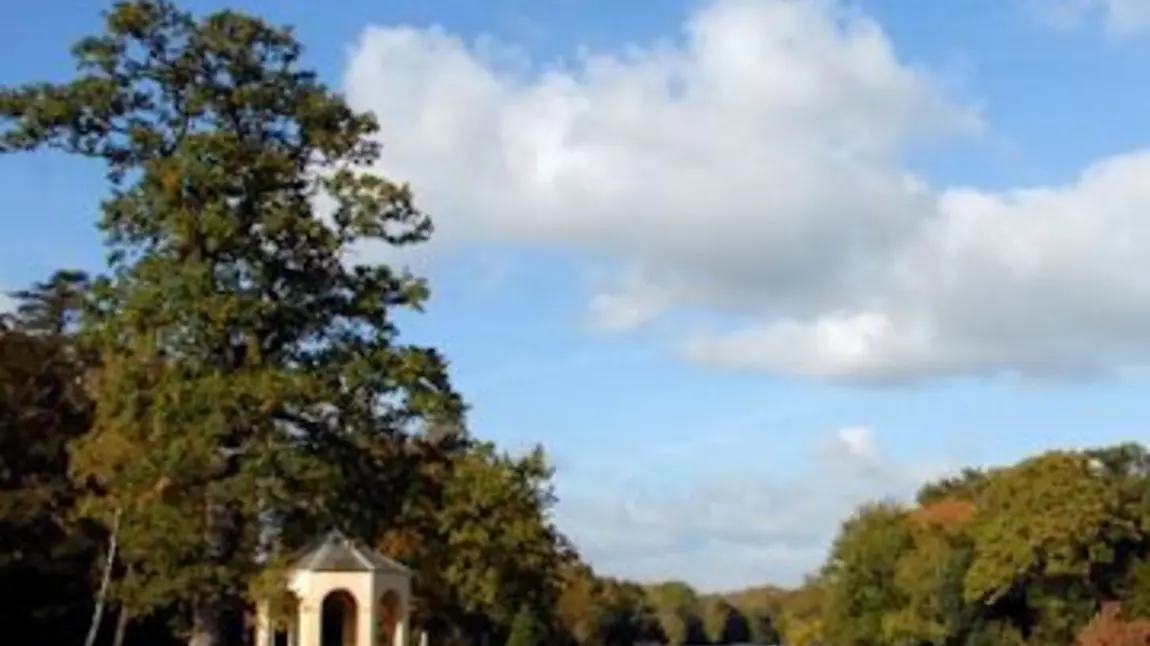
[254,530,411,646]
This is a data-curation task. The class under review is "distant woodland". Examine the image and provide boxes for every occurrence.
[3,3,1150,646]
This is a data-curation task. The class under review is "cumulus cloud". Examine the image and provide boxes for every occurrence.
[684,152,1150,381]
[343,0,1150,383]
[555,426,949,590]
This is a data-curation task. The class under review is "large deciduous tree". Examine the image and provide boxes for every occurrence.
[963,452,1141,645]
[964,452,1136,606]
[821,501,913,646]
[882,498,976,646]
[376,439,573,646]
[0,2,461,644]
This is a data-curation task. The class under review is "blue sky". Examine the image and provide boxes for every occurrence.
[4,0,1150,590]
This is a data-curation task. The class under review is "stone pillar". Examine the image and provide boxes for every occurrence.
[358,605,377,646]
[254,601,273,646]
[392,617,408,646]
[297,604,321,646]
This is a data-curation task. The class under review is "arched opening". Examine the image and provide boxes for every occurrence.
[321,590,358,646]
[377,590,403,646]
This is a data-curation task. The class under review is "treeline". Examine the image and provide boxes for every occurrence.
[798,443,1150,646]
[539,444,1150,646]
[721,443,1150,646]
[553,574,782,646]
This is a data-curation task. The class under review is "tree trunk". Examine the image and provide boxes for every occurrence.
[112,606,130,646]
[85,507,123,646]
[188,496,246,646]
[189,602,226,646]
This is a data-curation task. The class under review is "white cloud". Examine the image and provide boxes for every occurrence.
[555,426,950,590]
[0,291,15,316]
[1105,0,1150,34]
[685,152,1150,381]
[1027,0,1150,37]
[830,425,878,461]
[344,0,1150,383]
[587,268,672,333]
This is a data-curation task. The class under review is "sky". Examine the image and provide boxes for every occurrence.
[3,0,1150,591]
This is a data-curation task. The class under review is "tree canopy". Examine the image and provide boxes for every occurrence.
[779,444,1150,646]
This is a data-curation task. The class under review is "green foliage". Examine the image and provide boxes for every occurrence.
[0,318,184,646]
[594,580,662,646]
[822,501,914,646]
[648,581,700,613]
[807,443,1150,646]
[657,609,689,646]
[1119,556,1150,619]
[745,610,780,645]
[438,444,568,622]
[916,468,990,506]
[8,270,91,337]
[701,598,748,644]
[375,439,573,646]
[506,606,543,646]
[0,328,99,645]
[964,452,1137,604]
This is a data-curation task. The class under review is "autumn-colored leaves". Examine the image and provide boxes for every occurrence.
[1077,603,1150,646]
[802,445,1150,646]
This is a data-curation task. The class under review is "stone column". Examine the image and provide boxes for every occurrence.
[254,601,273,646]
[358,605,377,646]
[297,604,321,646]
[392,618,408,646]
